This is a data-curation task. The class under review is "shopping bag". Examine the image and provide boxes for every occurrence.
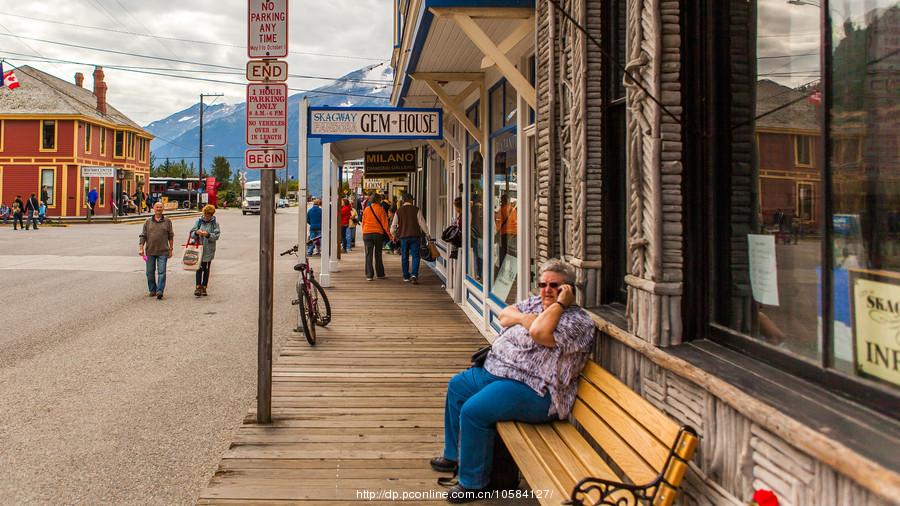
[182,241,203,271]
[428,240,441,260]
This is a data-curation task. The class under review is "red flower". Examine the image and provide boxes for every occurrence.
[753,490,779,506]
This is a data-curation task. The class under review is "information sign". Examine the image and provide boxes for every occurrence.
[248,0,288,58]
[246,83,288,146]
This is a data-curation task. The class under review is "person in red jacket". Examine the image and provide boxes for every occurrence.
[340,198,353,253]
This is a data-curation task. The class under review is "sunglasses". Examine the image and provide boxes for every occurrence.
[537,282,563,289]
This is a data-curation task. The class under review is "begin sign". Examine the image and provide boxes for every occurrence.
[246,148,286,170]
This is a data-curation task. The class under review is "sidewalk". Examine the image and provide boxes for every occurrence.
[197,251,530,504]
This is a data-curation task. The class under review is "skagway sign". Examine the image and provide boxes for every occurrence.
[365,150,417,176]
[308,107,442,139]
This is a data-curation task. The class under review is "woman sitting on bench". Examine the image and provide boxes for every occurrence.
[432,259,596,503]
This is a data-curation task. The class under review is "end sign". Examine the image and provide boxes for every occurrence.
[248,0,288,58]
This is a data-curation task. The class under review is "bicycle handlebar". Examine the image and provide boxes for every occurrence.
[279,245,298,256]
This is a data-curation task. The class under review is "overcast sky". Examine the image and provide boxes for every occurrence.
[0,0,394,125]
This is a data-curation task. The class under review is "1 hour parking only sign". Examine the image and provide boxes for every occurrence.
[246,83,287,146]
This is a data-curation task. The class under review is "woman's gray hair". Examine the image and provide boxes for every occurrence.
[538,259,576,284]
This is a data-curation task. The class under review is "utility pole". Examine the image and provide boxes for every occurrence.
[199,92,224,209]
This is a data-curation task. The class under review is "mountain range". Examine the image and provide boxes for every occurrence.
[144,64,394,197]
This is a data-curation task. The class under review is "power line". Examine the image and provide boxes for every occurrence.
[0,11,389,62]
[0,36,392,84]
[2,54,390,100]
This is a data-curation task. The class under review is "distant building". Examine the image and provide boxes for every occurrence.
[0,66,153,217]
[755,79,824,231]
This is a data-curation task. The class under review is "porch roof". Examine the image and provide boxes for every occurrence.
[392,0,534,107]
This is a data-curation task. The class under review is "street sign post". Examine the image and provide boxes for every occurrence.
[246,83,288,146]
[248,0,288,58]
[246,60,288,82]
[245,148,287,170]
[248,0,289,426]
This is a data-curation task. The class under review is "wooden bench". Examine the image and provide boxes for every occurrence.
[497,361,699,506]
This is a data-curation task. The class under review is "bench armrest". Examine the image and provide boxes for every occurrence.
[563,426,698,506]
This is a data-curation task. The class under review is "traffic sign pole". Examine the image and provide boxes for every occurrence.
[248,0,288,425]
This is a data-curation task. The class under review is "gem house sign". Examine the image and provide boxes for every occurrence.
[308,107,442,139]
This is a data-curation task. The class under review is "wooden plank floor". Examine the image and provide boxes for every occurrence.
[198,251,537,505]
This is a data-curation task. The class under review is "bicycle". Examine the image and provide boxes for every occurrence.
[280,239,331,345]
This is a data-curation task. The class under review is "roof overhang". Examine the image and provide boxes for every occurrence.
[392,0,535,108]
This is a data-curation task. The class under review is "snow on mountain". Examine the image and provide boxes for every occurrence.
[144,64,393,197]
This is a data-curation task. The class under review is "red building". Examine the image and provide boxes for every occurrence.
[0,66,153,217]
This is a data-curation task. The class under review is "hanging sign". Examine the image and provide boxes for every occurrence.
[248,0,288,58]
[851,270,900,387]
[246,83,288,146]
[365,150,417,176]
[309,107,442,139]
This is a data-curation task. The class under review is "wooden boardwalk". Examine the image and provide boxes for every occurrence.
[198,251,532,504]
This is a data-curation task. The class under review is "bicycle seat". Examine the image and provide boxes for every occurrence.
[293,263,308,272]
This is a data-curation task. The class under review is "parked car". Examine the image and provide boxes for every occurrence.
[277,198,289,208]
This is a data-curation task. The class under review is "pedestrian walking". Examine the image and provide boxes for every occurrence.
[139,202,175,300]
[361,193,392,281]
[0,202,10,225]
[87,187,99,222]
[24,193,40,230]
[390,193,431,284]
[349,206,359,249]
[133,188,146,214]
[11,195,24,230]
[307,199,323,256]
[340,198,353,253]
[190,204,221,297]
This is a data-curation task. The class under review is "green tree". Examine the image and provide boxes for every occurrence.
[211,156,232,185]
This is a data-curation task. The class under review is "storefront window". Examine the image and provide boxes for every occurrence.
[829,1,899,387]
[717,0,823,360]
[468,146,484,284]
[491,130,518,304]
[466,105,484,285]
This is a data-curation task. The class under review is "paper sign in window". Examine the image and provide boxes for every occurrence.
[748,234,780,306]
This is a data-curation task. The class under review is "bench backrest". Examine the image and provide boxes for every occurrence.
[571,361,698,506]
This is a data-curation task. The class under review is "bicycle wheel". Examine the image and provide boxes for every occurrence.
[310,278,331,327]
[299,285,316,346]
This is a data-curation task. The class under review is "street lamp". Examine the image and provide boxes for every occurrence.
[198,92,224,209]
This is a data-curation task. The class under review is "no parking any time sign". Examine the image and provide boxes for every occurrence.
[248,0,288,58]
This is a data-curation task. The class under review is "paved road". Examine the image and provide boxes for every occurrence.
[0,208,309,504]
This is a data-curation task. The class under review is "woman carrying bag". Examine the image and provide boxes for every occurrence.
[190,205,221,297]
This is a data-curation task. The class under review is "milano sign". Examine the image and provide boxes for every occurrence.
[308,107,442,140]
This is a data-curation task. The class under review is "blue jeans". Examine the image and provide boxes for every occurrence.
[443,367,553,489]
[399,236,421,280]
[341,225,351,251]
[307,230,321,256]
[145,255,168,294]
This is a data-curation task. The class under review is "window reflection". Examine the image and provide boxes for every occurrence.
[722,0,823,359]
[491,131,518,304]
[829,1,900,382]
[468,149,484,283]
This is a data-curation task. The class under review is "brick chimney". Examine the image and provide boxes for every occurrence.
[75,72,84,88]
[92,66,107,116]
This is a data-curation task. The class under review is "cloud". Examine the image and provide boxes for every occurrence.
[0,0,393,125]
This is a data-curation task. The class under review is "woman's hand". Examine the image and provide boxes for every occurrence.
[557,285,575,308]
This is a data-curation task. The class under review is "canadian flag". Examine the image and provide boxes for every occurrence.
[3,70,20,90]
